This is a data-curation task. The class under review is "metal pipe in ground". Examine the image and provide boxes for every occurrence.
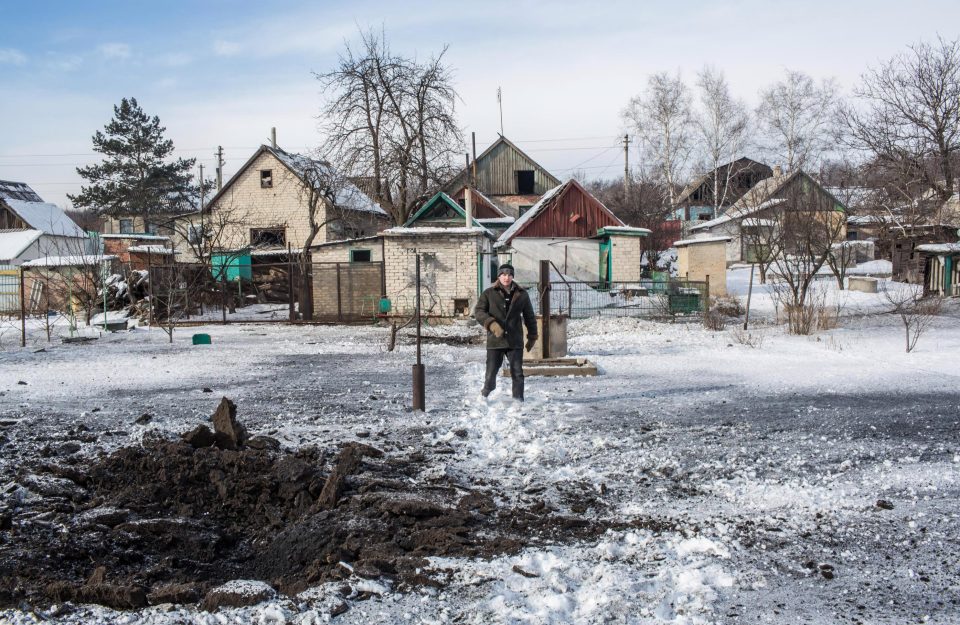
[539,260,551,359]
[412,252,425,411]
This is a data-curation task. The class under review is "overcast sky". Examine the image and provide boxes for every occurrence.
[1,0,957,209]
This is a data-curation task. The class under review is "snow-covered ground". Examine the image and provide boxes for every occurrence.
[1,271,959,624]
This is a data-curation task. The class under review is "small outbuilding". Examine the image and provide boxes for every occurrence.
[915,243,960,297]
[673,236,732,296]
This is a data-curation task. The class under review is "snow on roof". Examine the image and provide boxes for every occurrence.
[309,235,381,249]
[22,254,117,267]
[127,245,175,254]
[0,229,42,260]
[0,180,43,202]
[597,226,652,236]
[3,199,86,237]
[741,218,775,227]
[267,146,388,217]
[916,242,960,254]
[100,233,171,241]
[673,235,733,247]
[494,182,567,247]
[690,197,787,232]
[476,217,515,224]
[383,226,489,236]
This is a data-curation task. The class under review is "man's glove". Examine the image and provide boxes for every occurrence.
[525,336,537,353]
[488,321,504,338]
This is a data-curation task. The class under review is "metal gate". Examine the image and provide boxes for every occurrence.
[311,261,384,322]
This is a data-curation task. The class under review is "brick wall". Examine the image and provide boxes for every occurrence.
[383,232,487,317]
[609,235,643,283]
[207,152,385,250]
[677,241,727,296]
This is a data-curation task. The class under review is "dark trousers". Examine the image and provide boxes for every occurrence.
[483,348,525,400]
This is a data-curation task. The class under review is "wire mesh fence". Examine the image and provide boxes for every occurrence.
[528,279,709,319]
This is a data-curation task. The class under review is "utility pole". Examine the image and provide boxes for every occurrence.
[497,87,504,136]
[215,146,224,191]
[623,134,631,202]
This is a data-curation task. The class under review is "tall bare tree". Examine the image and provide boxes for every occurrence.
[756,70,839,172]
[625,72,695,208]
[840,36,960,217]
[694,66,751,215]
[316,29,463,226]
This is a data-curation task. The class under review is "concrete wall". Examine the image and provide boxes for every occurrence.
[383,232,489,317]
[503,238,599,283]
[677,241,728,296]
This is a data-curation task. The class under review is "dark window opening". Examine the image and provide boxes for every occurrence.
[260,169,273,188]
[518,204,533,216]
[119,219,134,234]
[516,170,535,194]
[453,298,469,316]
[145,222,159,235]
[350,249,372,262]
[251,227,285,247]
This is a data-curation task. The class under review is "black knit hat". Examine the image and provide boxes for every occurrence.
[497,263,515,277]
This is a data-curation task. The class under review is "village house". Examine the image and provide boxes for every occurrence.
[673,157,773,222]
[688,168,847,265]
[202,142,390,257]
[0,180,89,266]
[443,135,561,218]
[494,179,650,285]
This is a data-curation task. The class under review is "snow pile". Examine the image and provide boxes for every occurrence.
[429,531,734,624]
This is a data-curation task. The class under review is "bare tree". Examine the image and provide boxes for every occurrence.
[316,29,463,226]
[695,67,751,215]
[757,70,839,172]
[840,36,960,216]
[625,72,695,208]
[883,283,942,352]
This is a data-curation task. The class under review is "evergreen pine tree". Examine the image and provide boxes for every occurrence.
[69,97,197,220]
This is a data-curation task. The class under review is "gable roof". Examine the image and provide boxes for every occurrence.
[205,145,388,217]
[690,170,845,233]
[495,179,625,247]
[0,229,43,261]
[403,191,493,235]
[451,185,508,218]
[444,135,561,194]
[675,157,772,206]
[3,198,86,238]
[0,180,44,202]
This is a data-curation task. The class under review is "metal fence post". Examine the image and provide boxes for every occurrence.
[539,260,550,360]
[336,262,343,322]
[19,267,26,348]
[412,253,425,411]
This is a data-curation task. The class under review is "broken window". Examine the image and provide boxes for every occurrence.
[518,205,533,216]
[119,219,134,234]
[516,170,535,194]
[350,249,372,262]
[260,169,273,188]
[187,224,202,244]
[453,298,469,316]
[250,227,285,247]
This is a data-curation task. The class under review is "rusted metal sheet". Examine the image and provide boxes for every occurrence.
[515,181,622,239]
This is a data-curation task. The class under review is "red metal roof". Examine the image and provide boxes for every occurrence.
[501,180,624,243]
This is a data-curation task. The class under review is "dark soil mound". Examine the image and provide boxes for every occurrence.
[0,411,605,611]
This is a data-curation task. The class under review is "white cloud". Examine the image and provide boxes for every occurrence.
[158,52,192,67]
[213,40,242,57]
[0,48,27,65]
[98,42,131,60]
[47,54,83,71]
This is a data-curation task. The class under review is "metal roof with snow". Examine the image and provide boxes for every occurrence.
[0,180,44,202]
[0,229,43,261]
[3,198,86,238]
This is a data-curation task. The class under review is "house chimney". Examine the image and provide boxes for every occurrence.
[271,127,277,149]
[773,164,783,177]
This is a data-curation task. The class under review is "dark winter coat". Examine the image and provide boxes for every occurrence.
[474,281,538,350]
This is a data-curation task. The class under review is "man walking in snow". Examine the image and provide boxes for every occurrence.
[474,263,538,400]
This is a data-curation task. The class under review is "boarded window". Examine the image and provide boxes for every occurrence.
[350,249,372,262]
[516,170,535,194]
[119,219,134,234]
[260,169,273,188]
[251,227,285,247]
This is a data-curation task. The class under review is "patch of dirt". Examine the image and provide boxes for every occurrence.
[0,402,613,611]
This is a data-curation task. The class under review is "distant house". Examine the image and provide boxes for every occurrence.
[915,243,960,297]
[202,143,390,256]
[688,169,846,265]
[674,157,773,222]
[495,179,649,284]
[443,136,561,218]
[0,180,89,266]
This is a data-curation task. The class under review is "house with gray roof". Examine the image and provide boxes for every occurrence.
[0,180,89,265]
